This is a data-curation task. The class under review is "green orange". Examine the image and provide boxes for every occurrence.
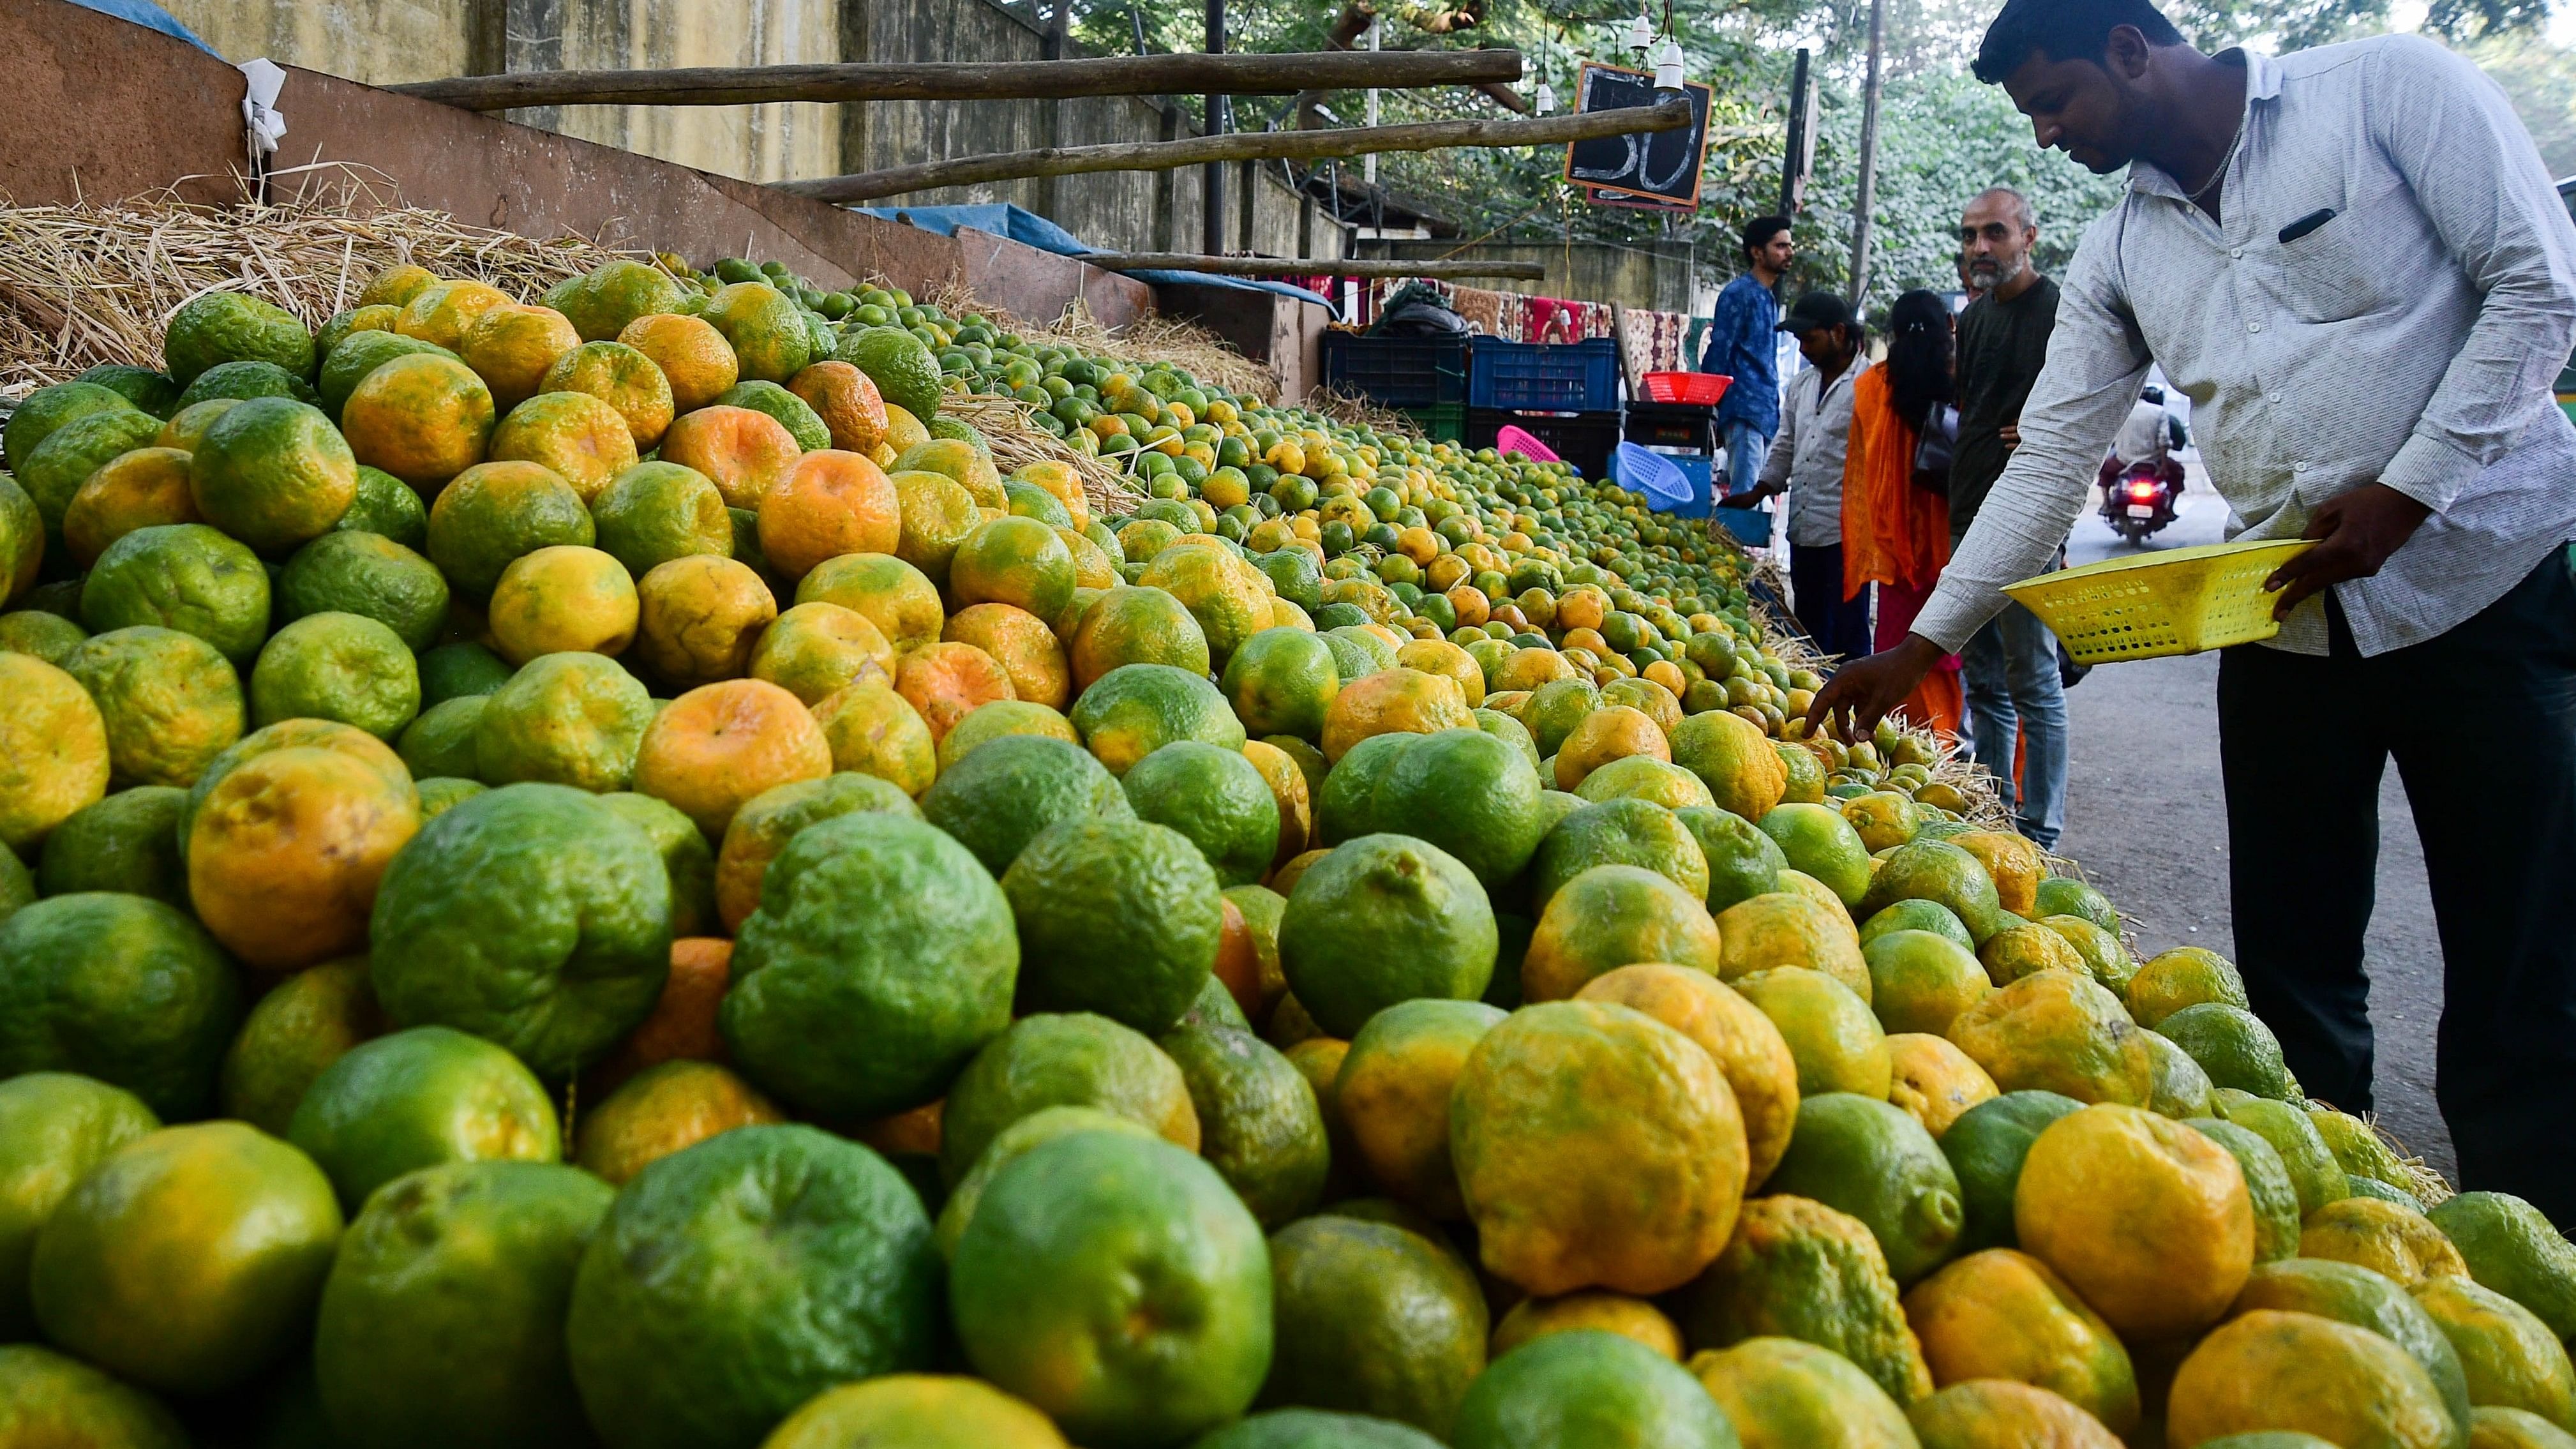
[340,352,498,490]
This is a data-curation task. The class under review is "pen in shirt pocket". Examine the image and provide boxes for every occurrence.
[2279,208,2337,244]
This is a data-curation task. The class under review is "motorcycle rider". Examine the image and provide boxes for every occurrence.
[2098,384,2189,493]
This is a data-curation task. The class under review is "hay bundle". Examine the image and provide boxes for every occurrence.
[0,190,634,394]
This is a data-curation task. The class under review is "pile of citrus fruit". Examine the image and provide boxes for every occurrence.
[1,255,2572,1449]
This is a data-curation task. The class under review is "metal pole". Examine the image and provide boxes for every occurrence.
[1203,0,1227,255]
[1364,19,1381,188]
[1848,0,1887,307]
[1778,47,1813,218]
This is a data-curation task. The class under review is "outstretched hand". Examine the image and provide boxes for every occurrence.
[1801,634,1947,741]
[2263,483,2432,620]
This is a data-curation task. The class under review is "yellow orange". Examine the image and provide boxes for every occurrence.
[659,405,801,510]
[631,679,834,836]
[458,303,583,411]
[756,449,902,580]
[488,391,639,502]
[540,340,677,450]
[618,312,739,414]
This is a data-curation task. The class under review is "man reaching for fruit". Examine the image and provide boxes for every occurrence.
[1808,0,2576,1222]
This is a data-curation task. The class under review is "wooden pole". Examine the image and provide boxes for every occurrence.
[781,99,1692,204]
[1848,0,1888,308]
[386,50,1523,110]
[1082,254,1546,278]
[1204,0,1227,255]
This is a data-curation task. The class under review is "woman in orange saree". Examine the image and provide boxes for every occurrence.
[1840,289,1965,738]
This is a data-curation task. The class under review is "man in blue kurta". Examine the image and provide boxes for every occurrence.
[1702,215,1795,497]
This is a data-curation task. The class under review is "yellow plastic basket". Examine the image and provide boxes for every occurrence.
[2000,538,2315,664]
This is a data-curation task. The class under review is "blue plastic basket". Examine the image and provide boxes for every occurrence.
[1468,338,1621,412]
[1614,442,1693,507]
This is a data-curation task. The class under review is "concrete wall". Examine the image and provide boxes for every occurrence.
[160,0,1347,260]
[1362,238,1703,313]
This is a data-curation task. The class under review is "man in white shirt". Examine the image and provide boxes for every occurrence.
[1723,291,1873,658]
[1809,0,2576,1221]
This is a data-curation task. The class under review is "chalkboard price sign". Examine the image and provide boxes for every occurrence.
[1564,62,1714,209]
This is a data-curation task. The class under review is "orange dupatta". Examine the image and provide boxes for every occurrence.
[1839,366,1966,738]
[1840,366,1950,597]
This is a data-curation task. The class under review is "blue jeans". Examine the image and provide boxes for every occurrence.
[1959,600,2067,849]
[1722,420,1770,497]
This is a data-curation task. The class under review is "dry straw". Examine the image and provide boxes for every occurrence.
[0,186,630,395]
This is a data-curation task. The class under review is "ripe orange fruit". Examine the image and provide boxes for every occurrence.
[895,641,1017,742]
[617,313,738,414]
[539,340,677,451]
[659,405,801,510]
[458,303,582,412]
[756,449,901,580]
[487,391,638,502]
[338,354,496,489]
[630,679,834,835]
[786,362,890,454]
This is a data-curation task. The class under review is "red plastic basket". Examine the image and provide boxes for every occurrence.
[1642,372,1733,405]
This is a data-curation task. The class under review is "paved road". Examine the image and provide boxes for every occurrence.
[2048,467,2458,1182]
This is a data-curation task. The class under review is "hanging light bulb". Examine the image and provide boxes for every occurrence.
[1653,37,1686,91]
[1626,10,1654,57]
[1534,79,1557,114]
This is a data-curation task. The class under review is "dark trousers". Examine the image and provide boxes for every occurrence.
[2218,552,2576,1223]
[1790,541,1873,660]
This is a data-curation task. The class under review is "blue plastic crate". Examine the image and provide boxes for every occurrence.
[1321,333,1468,409]
[1468,338,1621,412]
[1712,504,1774,546]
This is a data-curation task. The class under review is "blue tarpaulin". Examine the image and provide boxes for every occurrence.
[853,203,1338,319]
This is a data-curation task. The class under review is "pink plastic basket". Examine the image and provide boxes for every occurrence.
[1494,424,1559,463]
[1642,372,1733,405]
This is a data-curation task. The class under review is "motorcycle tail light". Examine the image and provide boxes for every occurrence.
[2127,480,2159,501]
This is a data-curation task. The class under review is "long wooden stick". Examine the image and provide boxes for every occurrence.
[387,50,1523,111]
[1084,254,1546,278]
[781,99,1693,204]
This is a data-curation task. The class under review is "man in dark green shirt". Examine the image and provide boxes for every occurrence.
[1951,184,2069,847]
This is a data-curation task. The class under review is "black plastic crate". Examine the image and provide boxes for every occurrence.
[1467,337,1621,412]
[1466,407,1622,481]
[1321,333,1469,410]
[1623,401,1718,454]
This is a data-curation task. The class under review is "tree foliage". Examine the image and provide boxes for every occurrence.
[1058,0,2558,308]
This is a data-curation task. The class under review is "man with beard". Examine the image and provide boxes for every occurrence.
[1952,184,2070,848]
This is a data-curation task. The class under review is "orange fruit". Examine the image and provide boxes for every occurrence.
[487,391,638,502]
[749,601,897,705]
[539,340,676,451]
[359,264,438,310]
[617,313,738,414]
[458,303,581,412]
[1069,584,1211,690]
[486,544,640,663]
[890,469,981,589]
[895,641,1018,742]
[185,744,419,971]
[0,653,113,852]
[338,354,496,489]
[631,679,834,835]
[700,282,811,383]
[795,552,946,653]
[64,447,202,567]
[395,279,511,350]
[1012,462,1090,532]
[1555,705,1672,792]
[1320,666,1474,763]
[950,516,1077,622]
[2013,1103,2254,1341]
[943,603,1070,710]
[421,459,593,600]
[581,936,733,1099]
[809,679,938,795]
[756,449,901,580]
[633,555,777,689]
[659,405,801,510]
[786,362,888,454]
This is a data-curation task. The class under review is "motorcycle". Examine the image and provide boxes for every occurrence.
[2097,456,2184,544]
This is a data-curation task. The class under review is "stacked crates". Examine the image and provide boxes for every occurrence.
[1319,333,1468,440]
[1463,338,1621,478]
